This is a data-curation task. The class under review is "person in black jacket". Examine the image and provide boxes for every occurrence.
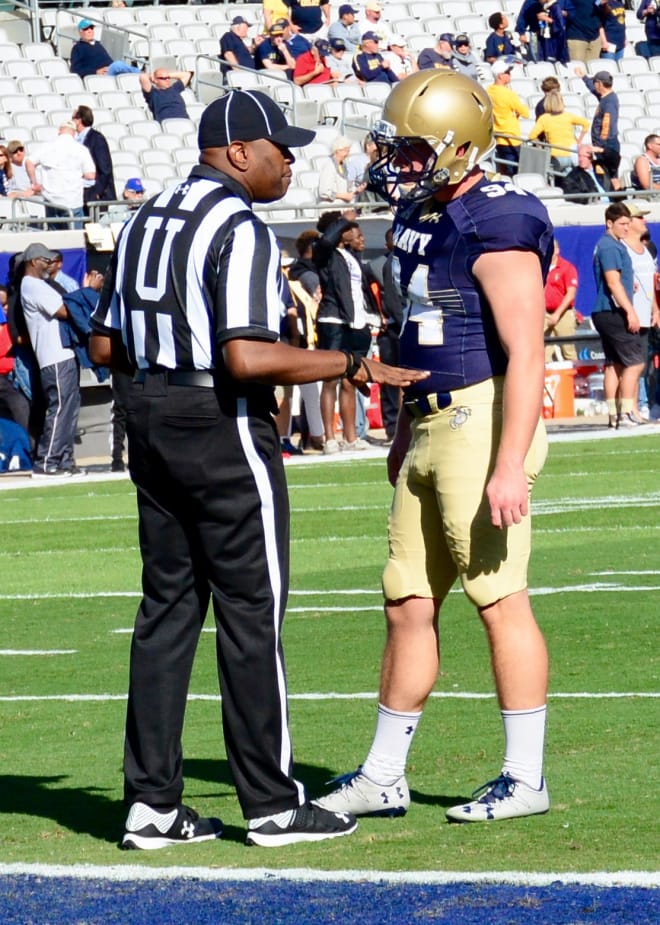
[314,211,382,453]
[72,105,116,209]
[556,144,612,204]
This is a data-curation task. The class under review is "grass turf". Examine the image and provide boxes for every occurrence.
[0,433,658,872]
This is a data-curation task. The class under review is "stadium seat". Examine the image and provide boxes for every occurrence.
[50,75,85,96]
[131,121,163,140]
[22,42,55,62]
[4,59,38,79]
[36,58,70,79]
[17,76,53,97]
[140,149,174,168]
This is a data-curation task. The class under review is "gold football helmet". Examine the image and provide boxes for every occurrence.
[369,70,494,203]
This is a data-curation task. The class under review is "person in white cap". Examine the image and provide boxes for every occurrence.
[383,35,418,78]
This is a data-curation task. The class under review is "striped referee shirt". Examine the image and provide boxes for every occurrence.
[91,165,285,371]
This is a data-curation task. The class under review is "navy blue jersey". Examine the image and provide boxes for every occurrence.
[392,176,554,396]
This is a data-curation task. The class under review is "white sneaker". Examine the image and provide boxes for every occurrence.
[323,439,341,455]
[445,774,549,823]
[343,437,370,451]
[314,767,410,817]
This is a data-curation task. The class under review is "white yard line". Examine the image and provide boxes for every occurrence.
[0,862,657,888]
[0,691,657,703]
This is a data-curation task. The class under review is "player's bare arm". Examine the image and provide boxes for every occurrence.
[473,249,546,529]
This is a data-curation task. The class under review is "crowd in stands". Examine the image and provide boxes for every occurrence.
[2,2,660,467]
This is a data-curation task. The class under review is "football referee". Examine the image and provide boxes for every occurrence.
[89,90,428,850]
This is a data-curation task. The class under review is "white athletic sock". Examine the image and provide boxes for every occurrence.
[361,703,422,786]
[501,705,547,790]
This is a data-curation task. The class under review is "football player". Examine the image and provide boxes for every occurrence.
[316,70,555,823]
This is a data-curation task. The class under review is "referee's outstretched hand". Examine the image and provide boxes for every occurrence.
[349,356,430,397]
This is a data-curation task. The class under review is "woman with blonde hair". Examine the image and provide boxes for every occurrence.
[528,89,589,174]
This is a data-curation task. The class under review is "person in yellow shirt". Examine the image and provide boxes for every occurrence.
[528,90,589,175]
[486,58,529,175]
[262,0,289,30]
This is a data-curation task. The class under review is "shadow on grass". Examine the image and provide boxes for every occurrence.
[0,757,351,847]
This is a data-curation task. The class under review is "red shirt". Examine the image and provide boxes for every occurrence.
[293,50,332,84]
[544,254,578,312]
[0,322,14,375]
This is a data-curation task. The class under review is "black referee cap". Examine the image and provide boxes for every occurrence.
[198,91,315,150]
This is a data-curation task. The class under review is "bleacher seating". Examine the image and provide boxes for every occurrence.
[0,2,657,213]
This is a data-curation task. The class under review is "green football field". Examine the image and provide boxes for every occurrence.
[0,431,658,874]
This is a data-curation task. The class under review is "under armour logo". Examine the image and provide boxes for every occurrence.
[405,725,414,736]
[181,820,195,839]
[175,182,192,196]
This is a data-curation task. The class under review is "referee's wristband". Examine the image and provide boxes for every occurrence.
[341,349,362,379]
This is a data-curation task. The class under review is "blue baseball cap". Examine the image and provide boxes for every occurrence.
[78,19,95,30]
[124,178,145,193]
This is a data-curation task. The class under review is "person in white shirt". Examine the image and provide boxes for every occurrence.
[325,37,359,81]
[622,201,660,421]
[383,36,418,78]
[357,0,392,49]
[25,122,96,229]
[19,243,82,476]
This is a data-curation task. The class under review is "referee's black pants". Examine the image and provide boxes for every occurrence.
[123,374,305,819]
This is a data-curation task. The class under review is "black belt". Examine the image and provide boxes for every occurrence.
[133,369,216,388]
[403,391,452,418]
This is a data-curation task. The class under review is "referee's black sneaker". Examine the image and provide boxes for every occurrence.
[246,802,357,847]
[121,802,223,850]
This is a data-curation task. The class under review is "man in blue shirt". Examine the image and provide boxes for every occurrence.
[220,16,257,75]
[353,32,398,83]
[284,0,330,36]
[591,202,644,428]
[70,20,140,78]
[576,68,621,189]
[328,4,362,54]
[139,68,193,123]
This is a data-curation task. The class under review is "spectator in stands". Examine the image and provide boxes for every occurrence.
[327,37,360,82]
[564,0,602,61]
[532,0,569,63]
[139,68,192,123]
[597,0,627,60]
[0,145,12,197]
[353,32,399,83]
[6,141,33,194]
[636,0,660,58]
[283,19,313,58]
[557,144,611,202]
[544,238,579,362]
[384,36,418,79]
[592,202,643,429]
[328,4,361,55]
[484,13,518,63]
[294,38,338,85]
[262,0,289,32]
[514,0,540,60]
[631,134,660,191]
[219,16,257,74]
[527,89,589,173]
[314,212,380,454]
[450,34,482,80]
[575,68,621,190]
[487,59,529,175]
[100,177,145,226]
[255,20,297,75]
[70,20,140,79]
[357,1,391,49]
[283,0,330,37]
[19,243,83,477]
[72,105,116,208]
[534,75,560,118]
[318,136,366,203]
[417,33,456,71]
[25,122,96,229]
[49,251,78,294]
